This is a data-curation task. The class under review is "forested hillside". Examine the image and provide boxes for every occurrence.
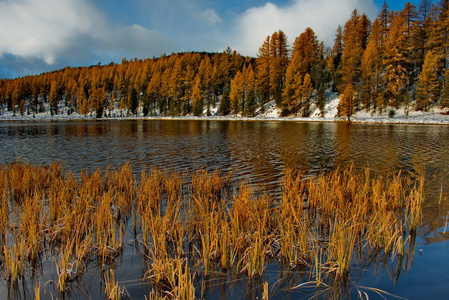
[0,1,448,119]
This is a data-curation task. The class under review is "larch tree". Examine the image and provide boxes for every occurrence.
[338,83,356,123]
[230,70,244,115]
[400,2,419,84]
[416,50,440,111]
[245,89,257,117]
[192,75,203,117]
[198,56,213,115]
[256,35,271,104]
[301,73,313,117]
[160,68,172,115]
[183,64,196,115]
[316,84,326,117]
[30,79,40,114]
[427,0,449,70]
[243,64,256,116]
[378,0,391,47]
[383,11,409,108]
[413,0,436,69]
[76,86,86,115]
[440,69,449,108]
[283,28,322,116]
[291,27,321,83]
[328,25,344,92]
[91,86,106,118]
[128,87,139,116]
[269,30,289,106]
[169,58,183,116]
[341,10,370,94]
[218,86,231,116]
[361,19,383,111]
[109,93,115,114]
[49,81,59,116]
[282,62,303,115]
[147,71,161,115]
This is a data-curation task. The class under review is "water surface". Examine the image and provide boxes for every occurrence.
[1,120,449,299]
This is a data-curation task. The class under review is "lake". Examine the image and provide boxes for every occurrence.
[1,119,449,299]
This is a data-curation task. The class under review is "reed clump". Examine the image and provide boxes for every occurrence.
[104,269,128,300]
[0,162,426,299]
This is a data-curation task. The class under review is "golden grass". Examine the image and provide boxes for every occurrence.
[0,162,427,299]
[104,269,128,300]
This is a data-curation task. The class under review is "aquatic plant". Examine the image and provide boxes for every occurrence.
[0,162,427,299]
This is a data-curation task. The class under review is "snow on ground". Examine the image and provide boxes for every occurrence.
[1,95,449,125]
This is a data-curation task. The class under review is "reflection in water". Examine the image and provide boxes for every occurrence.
[1,120,449,299]
[1,120,449,234]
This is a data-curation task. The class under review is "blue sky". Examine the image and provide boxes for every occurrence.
[0,0,422,79]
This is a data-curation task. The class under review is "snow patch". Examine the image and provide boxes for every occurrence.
[1,94,449,125]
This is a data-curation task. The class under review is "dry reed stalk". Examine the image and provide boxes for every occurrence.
[137,169,164,217]
[408,177,424,230]
[19,194,44,262]
[48,174,77,223]
[104,269,127,300]
[55,239,77,293]
[239,229,269,277]
[282,169,306,213]
[262,281,269,300]
[74,231,94,272]
[278,164,425,282]
[197,208,222,276]
[3,236,26,282]
[191,169,224,204]
[34,281,41,300]
[326,217,359,277]
[0,165,8,240]
[145,256,196,300]
[142,201,184,260]
[219,219,232,269]
[111,163,134,208]
[0,161,427,298]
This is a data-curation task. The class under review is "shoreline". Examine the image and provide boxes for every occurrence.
[1,113,449,125]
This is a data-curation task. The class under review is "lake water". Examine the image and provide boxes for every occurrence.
[1,119,449,299]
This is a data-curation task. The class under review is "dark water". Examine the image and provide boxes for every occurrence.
[1,119,449,299]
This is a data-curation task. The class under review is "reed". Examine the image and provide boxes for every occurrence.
[55,240,76,293]
[3,237,26,282]
[95,191,124,264]
[104,269,127,300]
[0,165,8,241]
[262,281,269,300]
[198,210,221,276]
[34,281,41,300]
[19,194,44,262]
[144,256,196,300]
[0,161,427,299]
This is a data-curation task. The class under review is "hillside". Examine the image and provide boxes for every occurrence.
[0,2,448,124]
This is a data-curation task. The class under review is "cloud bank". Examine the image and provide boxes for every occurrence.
[228,0,378,56]
[0,0,175,67]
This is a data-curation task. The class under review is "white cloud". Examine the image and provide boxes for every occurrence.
[201,9,222,25]
[228,0,378,57]
[0,0,175,65]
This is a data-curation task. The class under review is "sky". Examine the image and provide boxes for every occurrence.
[0,0,422,79]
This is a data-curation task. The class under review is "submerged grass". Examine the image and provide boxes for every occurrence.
[0,161,426,299]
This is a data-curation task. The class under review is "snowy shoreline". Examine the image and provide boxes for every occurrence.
[1,95,449,125]
[2,112,449,125]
